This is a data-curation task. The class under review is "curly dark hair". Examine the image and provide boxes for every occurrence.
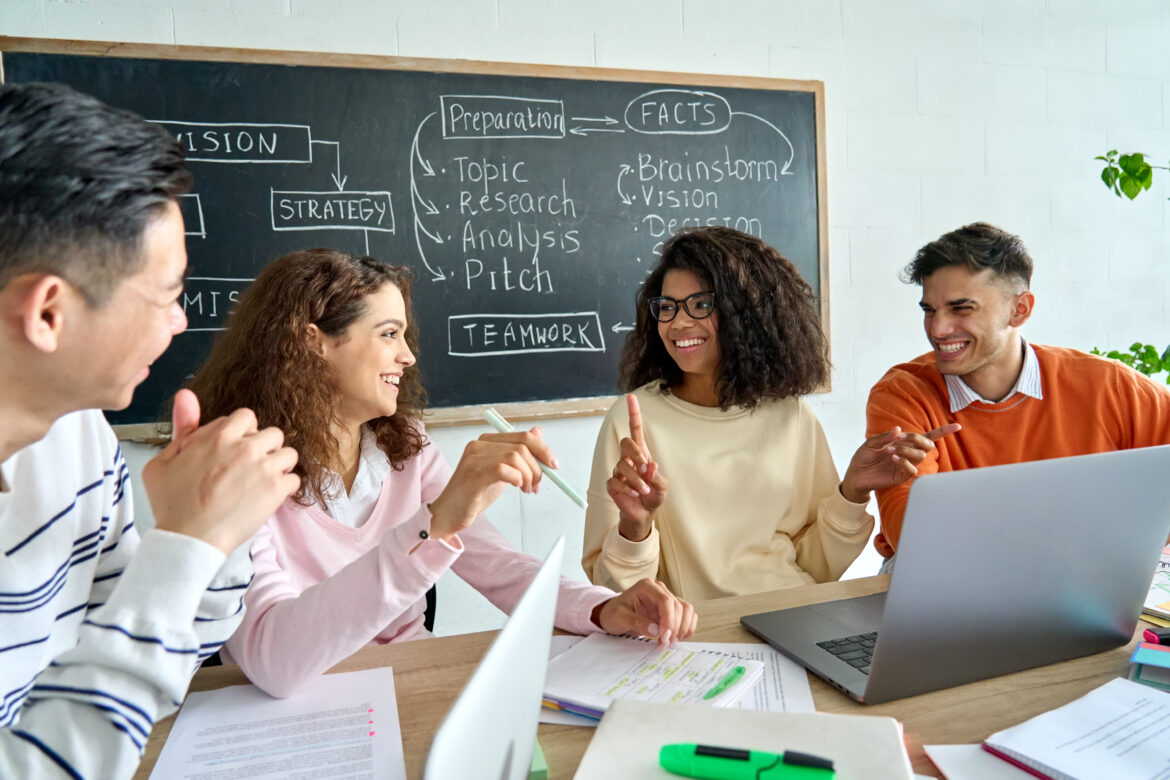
[186,248,428,507]
[619,227,828,410]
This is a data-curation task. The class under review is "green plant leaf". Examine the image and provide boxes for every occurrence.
[1121,176,1143,199]
[1119,152,1147,174]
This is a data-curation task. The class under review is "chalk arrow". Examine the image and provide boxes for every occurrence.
[415,218,444,246]
[617,164,633,206]
[411,178,439,216]
[611,322,635,333]
[730,111,796,175]
[569,127,626,136]
[412,113,437,176]
[570,115,620,125]
[311,139,348,191]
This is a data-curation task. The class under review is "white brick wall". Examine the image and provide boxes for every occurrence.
[7,0,1169,633]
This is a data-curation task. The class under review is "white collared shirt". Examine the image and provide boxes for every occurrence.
[321,426,392,528]
[944,340,1044,413]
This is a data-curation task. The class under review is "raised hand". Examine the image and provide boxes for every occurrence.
[142,389,300,554]
[606,394,668,542]
[428,427,558,542]
[839,423,962,503]
[594,578,698,647]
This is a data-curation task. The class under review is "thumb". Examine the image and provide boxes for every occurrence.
[165,389,201,456]
[866,426,901,450]
[625,610,660,639]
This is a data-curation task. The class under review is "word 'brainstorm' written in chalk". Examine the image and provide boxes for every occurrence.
[448,313,605,356]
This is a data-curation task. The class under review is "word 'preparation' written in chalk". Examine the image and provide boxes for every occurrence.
[441,95,566,139]
[449,312,605,356]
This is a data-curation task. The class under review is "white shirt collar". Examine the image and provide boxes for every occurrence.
[321,426,392,527]
[944,340,1043,413]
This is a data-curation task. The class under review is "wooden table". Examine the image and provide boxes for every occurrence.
[134,575,1147,778]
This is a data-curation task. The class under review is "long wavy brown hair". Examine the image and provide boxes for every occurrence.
[186,248,428,507]
[620,227,829,410]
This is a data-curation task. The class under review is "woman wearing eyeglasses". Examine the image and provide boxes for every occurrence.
[582,227,956,602]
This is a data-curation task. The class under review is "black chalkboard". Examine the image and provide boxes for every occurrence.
[1,39,827,428]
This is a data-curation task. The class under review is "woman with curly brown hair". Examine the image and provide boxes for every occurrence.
[582,227,956,601]
[186,248,696,698]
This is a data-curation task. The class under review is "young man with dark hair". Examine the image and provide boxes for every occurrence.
[0,82,299,778]
[866,221,1170,561]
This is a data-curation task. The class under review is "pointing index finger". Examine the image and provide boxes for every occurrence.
[925,423,962,442]
[626,394,650,459]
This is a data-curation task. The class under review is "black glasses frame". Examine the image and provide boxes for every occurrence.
[647,291,717,323]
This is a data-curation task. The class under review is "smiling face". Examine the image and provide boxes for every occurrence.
[920,265,1033,399]
[318,282,416,429]
[657,268,721,401]
[67,201,189,410]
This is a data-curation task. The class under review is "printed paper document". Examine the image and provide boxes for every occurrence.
[150,667,405,780]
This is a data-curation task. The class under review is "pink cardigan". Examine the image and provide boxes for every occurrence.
[224,439,614,698]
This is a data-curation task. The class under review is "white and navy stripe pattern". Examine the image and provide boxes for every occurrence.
[945,340,1044,413]
[0,410,253,779]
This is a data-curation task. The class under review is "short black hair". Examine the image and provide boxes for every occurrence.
[0,82,191,304]
[903,222,1032,291]
[619,226,829,410]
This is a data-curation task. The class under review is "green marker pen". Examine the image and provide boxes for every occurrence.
[659,743,835,780]
[702,665,745,700]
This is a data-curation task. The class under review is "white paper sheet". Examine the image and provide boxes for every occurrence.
[150,667,405,780]
[683,641,815,713]
[541,636,595,726]
[539,637,813,726]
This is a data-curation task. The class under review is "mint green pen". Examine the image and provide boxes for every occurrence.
[482,408,587,508]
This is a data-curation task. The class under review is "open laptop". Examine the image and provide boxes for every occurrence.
[423,536,564,779]
[741,446,1170,704]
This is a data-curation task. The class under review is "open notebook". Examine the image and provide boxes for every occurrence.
[543,633,764,720]
[982,677,1170,779]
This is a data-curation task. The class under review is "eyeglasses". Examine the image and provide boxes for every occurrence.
[647,291,717,323]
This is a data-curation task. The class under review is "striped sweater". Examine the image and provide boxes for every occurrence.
[0,409,253,779]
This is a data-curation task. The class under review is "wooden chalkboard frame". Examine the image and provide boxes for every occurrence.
[0,37,829,437]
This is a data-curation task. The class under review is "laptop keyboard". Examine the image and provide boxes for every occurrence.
[816,632,878,675]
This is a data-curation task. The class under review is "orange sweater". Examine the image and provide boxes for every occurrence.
[866,344,1170,558]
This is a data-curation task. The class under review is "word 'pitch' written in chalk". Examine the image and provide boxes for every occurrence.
[448,313,605,356]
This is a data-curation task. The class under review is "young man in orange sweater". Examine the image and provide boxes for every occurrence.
[866,221,1170,563]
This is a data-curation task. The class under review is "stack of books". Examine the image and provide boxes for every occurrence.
[1130,641,1170,691]
[1143,544,1170,625]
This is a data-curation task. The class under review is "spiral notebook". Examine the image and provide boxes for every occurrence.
[542,633,764,720]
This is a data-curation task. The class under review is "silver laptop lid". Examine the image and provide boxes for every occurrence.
[423,536,564,779]
[864,446,1170,703]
